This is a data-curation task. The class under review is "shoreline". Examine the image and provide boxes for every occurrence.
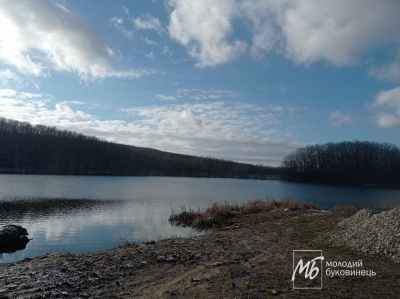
[1,207,399,298]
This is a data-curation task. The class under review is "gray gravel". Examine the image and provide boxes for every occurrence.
[330,207,400,263]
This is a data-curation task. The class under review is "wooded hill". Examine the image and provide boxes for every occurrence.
[0,118,279,178]
[281,141,400,186]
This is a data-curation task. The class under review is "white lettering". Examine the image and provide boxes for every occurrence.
[292,256,324,281]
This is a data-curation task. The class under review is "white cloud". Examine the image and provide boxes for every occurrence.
[0,68,20,83]
[97,68,162,79]
[167,0,400,68]
[162,46,173,56]
[154,88,240,101]
[109,17,135,40]
[168,0,247,67]
[134,13,165,35]
[145,51,155,60]
[0,89,93,123]
[0,0,111,79]
[54,102,92,120]
[176,88,239,100]
[369,87,400,128]
[0,88,18,97]
[329,110,353,127]
[239,1,283,59]
[111,7,165,39]
[0,1,155,81]
[0,88,298,166]
[122,101,296,165]
[157,94,177,101]
[277,0,400,66]
[142,37,159,46]
[369,60,400,82]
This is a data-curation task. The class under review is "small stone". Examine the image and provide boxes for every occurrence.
[0,289,10,295]
[271,289,281,295]
[165,290,178,296]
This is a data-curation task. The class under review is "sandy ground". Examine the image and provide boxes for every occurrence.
[1,209,399,298]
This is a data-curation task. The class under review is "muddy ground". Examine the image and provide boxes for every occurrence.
[1,209,399,298]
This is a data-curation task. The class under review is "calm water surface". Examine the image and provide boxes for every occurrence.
[1,175,399,263]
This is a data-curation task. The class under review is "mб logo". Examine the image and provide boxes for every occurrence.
[292,250,324,289]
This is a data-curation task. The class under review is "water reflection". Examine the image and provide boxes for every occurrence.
[0,196,204,263]
[0,198,117,222]
[0,175,399,263]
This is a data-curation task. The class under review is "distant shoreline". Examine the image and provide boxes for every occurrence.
[2,172,400,189]
[0,171,282,181]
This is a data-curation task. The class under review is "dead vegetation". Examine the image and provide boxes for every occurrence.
[169,199,318,229]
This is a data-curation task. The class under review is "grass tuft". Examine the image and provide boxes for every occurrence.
[168,207,202,227]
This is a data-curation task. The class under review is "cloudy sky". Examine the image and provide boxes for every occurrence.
[0,0,400,166]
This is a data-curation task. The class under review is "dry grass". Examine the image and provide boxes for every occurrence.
[168,207,202,227]
[169,199,318,229]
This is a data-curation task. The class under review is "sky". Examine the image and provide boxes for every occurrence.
[0,0,400,167]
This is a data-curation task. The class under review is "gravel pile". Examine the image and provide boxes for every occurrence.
[330,207,400,263]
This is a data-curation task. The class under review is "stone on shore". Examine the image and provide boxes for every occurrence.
[0,225,31,253]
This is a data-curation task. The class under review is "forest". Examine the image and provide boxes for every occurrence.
[2,118,399,185]
[0,118,279,178]
[281,141,400,186]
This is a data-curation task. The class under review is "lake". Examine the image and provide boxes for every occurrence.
[1,175,399,263]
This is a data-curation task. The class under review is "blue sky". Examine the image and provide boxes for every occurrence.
[0,0,400,166]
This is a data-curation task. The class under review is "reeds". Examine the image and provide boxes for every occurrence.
[169,198,318,229]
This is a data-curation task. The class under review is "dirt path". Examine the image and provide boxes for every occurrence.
[1,209,399,298]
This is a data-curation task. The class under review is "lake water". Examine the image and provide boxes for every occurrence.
[1,175,399,263]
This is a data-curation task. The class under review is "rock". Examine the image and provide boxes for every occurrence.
[283,208,292,212]
[0,225,31,253]
[5,284,18,290]
[271,289,281,295]
[0,288,11,295]
[330,207,400,263]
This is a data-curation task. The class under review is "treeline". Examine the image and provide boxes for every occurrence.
[0,118,279,178]
[281,141,400,186]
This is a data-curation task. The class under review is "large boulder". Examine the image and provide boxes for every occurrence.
[0,225,31,253]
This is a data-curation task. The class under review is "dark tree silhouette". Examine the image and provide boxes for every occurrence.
[0,118,279,179]
[281,141,400,186]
